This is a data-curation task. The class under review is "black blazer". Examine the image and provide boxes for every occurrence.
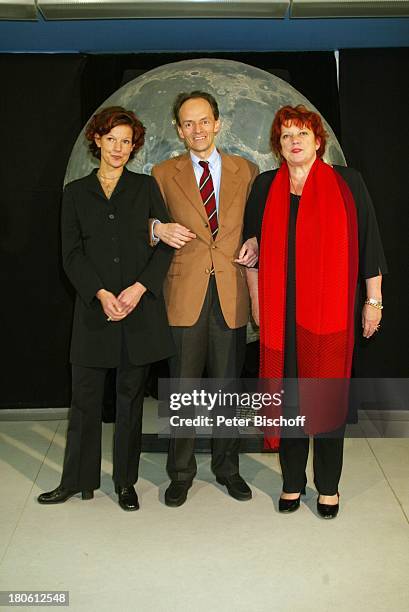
[62,168,175,367]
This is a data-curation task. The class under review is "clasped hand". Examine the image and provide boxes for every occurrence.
[97,283,147,321]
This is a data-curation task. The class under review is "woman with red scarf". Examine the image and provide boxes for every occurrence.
[244,105,387,519]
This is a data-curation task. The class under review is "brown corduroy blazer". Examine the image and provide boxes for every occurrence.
[151,151,259,329]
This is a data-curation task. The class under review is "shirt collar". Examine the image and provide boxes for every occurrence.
[190,147,221,169]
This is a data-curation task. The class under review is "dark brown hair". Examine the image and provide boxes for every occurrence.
[172,91,219,126]
[85,106,145,160]
[270,105,328,160]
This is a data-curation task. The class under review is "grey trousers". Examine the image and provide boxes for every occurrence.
[167,277,246,481]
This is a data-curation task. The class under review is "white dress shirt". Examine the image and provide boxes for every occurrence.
[190,147,222,212]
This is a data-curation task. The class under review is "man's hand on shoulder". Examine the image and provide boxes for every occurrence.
[154,222,196,249]
[234,237,258,267]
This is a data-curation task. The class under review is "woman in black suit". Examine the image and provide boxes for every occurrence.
[38,106,174,511]
[244,105,387,518]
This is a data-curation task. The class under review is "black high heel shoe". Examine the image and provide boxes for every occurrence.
[37,485,94,504]
[317,493,339,519]
[278,487,306,513]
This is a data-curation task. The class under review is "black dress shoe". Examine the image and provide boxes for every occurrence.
[37,485,94,504]
[115,485,139,511]
[317,493,339,519]
[278,487,306,513]
[216,474,252,501]
[164,481,192,507]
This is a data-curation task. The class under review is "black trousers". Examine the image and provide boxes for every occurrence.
[167,277,246,482]
[61,341,148,491]
[279,425,345,496]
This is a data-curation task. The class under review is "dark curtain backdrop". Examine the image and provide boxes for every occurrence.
[0,55,86,407]
[0,50,405,407]
[339,48,409,377]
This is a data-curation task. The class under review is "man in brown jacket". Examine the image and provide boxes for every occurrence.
[152,91,258,507]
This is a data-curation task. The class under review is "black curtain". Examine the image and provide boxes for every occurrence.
[339,48,409,377]
[0,55,86,406]
[1,49,403,408]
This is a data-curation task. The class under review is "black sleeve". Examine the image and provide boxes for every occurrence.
[137,177,174,298]
[61,185,104,306]
[243,171,275,244]
[355,172,388,280]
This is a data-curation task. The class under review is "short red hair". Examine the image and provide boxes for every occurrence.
[270,105,327,160]
[85,106,145,160]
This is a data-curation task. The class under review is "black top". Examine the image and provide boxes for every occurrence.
[284,193,301,380]
[61,168,175,368]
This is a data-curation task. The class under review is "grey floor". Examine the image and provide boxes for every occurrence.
[0,404,408,612]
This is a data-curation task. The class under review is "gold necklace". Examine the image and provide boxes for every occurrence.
[289,175,303,196]
[97,173,120,198]
[97,172,122,181]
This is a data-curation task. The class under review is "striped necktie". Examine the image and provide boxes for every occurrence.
[199,160,218,239]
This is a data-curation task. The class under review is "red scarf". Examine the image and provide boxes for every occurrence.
[259,159,358,449]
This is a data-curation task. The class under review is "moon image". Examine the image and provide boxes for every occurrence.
[64,58,346,184]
